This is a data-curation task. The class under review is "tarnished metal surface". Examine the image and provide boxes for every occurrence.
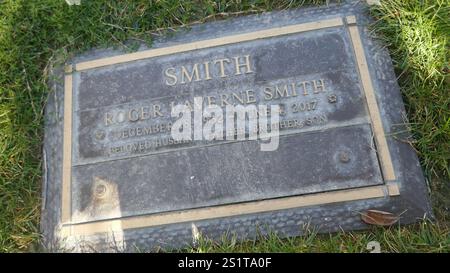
[41,1,432,252]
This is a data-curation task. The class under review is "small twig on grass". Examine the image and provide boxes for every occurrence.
[110,33,130,51]
[21,61,39,121]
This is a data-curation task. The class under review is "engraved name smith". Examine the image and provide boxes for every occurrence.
[164,55,254,86]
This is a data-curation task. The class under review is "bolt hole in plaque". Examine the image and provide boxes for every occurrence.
[61,16,398,234]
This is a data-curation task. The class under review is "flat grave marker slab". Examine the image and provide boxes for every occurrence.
[42,1,432,251]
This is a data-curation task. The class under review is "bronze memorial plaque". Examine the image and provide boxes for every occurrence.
[42,2,432,251]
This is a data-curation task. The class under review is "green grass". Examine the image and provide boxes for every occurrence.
[186,221,450,253]
[0,0,448,252]
[370,0,450,222]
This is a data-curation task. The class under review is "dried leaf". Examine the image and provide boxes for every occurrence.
[360,210,399,226]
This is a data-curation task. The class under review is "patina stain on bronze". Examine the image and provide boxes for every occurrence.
[41,1,432,251]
